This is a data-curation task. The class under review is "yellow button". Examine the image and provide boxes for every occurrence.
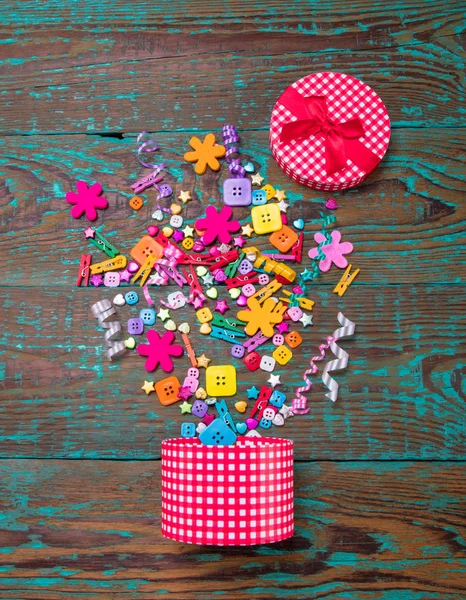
[206,365,237,397]
[272,345,293,366]
[261,184,276,201]
[196,307,213,324]
[251,204,282,235]
[182,237,194,250]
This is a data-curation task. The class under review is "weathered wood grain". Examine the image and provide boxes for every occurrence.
[0,459,464,599]
[0,34,464,133]
[0,129,465,288]
[1,285,464,460]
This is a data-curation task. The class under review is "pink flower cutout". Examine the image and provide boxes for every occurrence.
[308,230,353,272]
[137,330,184,372]
[66,181,108,221]
[195,205,241,246]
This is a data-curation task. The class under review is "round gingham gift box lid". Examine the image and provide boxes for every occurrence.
[270,71,391,191]
[161,437,294,546]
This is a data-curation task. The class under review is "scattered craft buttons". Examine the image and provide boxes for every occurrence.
[196,307,213,324]
[170,214,183,228]
[237,258,254,275]
[272,345,293,366]
[181,422,196,438]
[170,203,182,215]
[183,375,200,394]
[242,283,256,297]
[128,318,144,335]
[199,322,212,335]
[152,209,164,221]
[104,271,121,287]
[259,416,273,429]
[125,291,139,305]
[195,387,207,400]
[125,337,136,350]
[293,218,305,230]
[236,422,247,435]
[155,376,182,405]
[252,190,267,206]
[287,306,303,322]
[262,406,278,421]
[130,235,164,265]
[162,226,174,237]
[223,177,252,207]
[272,333,285,346]
[129,196,143,210]
[182,237,194,250]
[199,418,237,446]
[164,319,177,331]
[206,287,218,300]
[269,389,286,408]
[243,351,261,372]
[206,365,237,397]
[191,399,208,418]
[269,225,299,253]
[285,330,303,348]
[251,204,282,235]
[244,162,255,173]
[231,344,245,359]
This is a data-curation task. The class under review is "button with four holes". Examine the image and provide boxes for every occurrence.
[252,190,267,206]
[206,365,237,397]
[269,225,299,253]
[272,345,293,365]
[251,204,282,234]
[129,196,143,210]
[199,418,237,445]
[261,184,276,200]
[139,308,156,326]
[285,331,303,348]
[272,333,284,346]
[269,389,286,408]
[243,351,261,371]
[231,344,245,359]
[155,376,181,405]
[127,318,144,335]
[130,235,164,265]
[191,399,208,418]
[223,178,252,206]
[125,291,139,305]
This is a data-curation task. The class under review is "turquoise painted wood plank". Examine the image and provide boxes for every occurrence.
[0,130,464,287]
[0,35,464,133]
[0,285,464,460]
[0,459,464,598]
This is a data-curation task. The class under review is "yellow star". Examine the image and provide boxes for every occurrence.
[241,223,255,238]
[197,353,211,369]
[178,190,192,204]
[180,401,192,414]
[141,380,155,395]
[274,189,287,201]
[251,173,264,186]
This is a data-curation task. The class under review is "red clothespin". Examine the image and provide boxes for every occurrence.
[207,250,239,271]
[225,272,260,290]
[291,233,304,263]
[181,264,206,303]
[249,386,273,420]
[177,253,214,265]
[76,254,92,287]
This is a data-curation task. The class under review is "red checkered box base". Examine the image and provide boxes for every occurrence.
[161,437,294,546]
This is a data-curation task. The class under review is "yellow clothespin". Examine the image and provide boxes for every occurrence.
[251,279,282,303]
[89,255,127,275]
[280,289,315,311]
[131,255,158,286]
[333,264,360,297]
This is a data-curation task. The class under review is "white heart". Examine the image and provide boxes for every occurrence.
[164,319,177,331]
[113,294,125,307]
[152,209,164,221]
[178,322,190,334]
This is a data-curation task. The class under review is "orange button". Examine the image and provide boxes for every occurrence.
[285,330,302,349]
[130,235,164,265]
[129,196,143,210]
[269,225,298,253]
[155,376,181,405]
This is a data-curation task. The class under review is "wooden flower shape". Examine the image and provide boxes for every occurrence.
[237,297,286,337]
[184,133,226,174]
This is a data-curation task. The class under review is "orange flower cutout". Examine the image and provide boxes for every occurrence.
[237,297,287,337]
[184,133,226,175]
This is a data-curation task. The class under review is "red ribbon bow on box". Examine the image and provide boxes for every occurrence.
[279,89,380,176]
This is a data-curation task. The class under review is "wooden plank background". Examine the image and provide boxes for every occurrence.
[0,1,465,597]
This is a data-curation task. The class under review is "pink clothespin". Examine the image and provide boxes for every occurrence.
[131,166,165,194]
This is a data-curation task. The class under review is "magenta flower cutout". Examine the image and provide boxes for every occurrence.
[195,205,241,246]
[137,330,184,372]
[308,230,353,272]
[66,181,108,221]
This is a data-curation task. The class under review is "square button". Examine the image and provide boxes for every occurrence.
[231,344,245,359]
[223,178,252,206]
[261,184,276,200]
[285,331,303,349]
[127,318,144,335]
[181,422,196,438]
[139,308,156,326]
[272,345,293,366]
[251,204,282,235]
[260,355,276,372]
[252,190,267,206]
[199,418,237,446]
[191,399,208,418]
[244,351,261,372]
[155,376,181,405]
[238,259,254,275]
[269,225,298,253]
[206,365,237,397]
[130,235,164,265]
[269,389,286,408]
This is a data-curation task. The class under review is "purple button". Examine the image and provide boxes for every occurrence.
[223,178,252,207]
[127,318,144,335]
[231,344,245,358]
[238,259,254,275]
[191,399,208,418]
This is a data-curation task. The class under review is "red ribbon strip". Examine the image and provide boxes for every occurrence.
[279,89,380,176]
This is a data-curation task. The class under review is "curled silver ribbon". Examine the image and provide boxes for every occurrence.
[322,312,356,402]
[91,299,127,361]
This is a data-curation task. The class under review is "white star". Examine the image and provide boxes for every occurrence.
[157,308,171,321]
[278,200,289,212]
[202,272,214,286]
[268,374,281,388]
[299,313,313,327]
[251,173,264,186]
[182,224,194,237]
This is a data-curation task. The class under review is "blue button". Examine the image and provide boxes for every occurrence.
[139,308,156,325]
[125,291,139,305]
[199,419,237,446]
[269,390,286,408]
[181,422,196,438]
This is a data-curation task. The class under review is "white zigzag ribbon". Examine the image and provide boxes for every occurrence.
[322,311,356,402]
[91,299,127,361]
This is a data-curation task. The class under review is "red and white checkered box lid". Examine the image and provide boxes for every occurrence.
[161,437,294,546]
[270,72,391,191]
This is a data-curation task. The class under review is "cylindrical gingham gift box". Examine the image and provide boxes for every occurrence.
[270,71,391,191]
[161,437,294,546]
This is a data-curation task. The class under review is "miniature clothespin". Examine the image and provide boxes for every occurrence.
[89,255,127,275]
[132,254,158,286]
[86,229,120,258]
[76,254,92,286]
[333,264,360,297]
[280,289,315,311]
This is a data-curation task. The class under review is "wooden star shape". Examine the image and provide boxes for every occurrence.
[268,374,281,388]
[178,190,192,204]
[299,313,313,327]
[182,224,194,237]
[274,189,287,201]
[278,200,289,212]
[251,173,264,186]
[197,353,211,368]
[184,133,226,175]
[241,223,254,238]
[83,226,95,238]
[157,308,171,322]
[141,380,155,395]
[179,401,192,414]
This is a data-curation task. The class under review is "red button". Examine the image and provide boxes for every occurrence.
[243,351,261,371]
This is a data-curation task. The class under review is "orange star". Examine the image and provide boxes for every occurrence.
[184,134,226,175]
